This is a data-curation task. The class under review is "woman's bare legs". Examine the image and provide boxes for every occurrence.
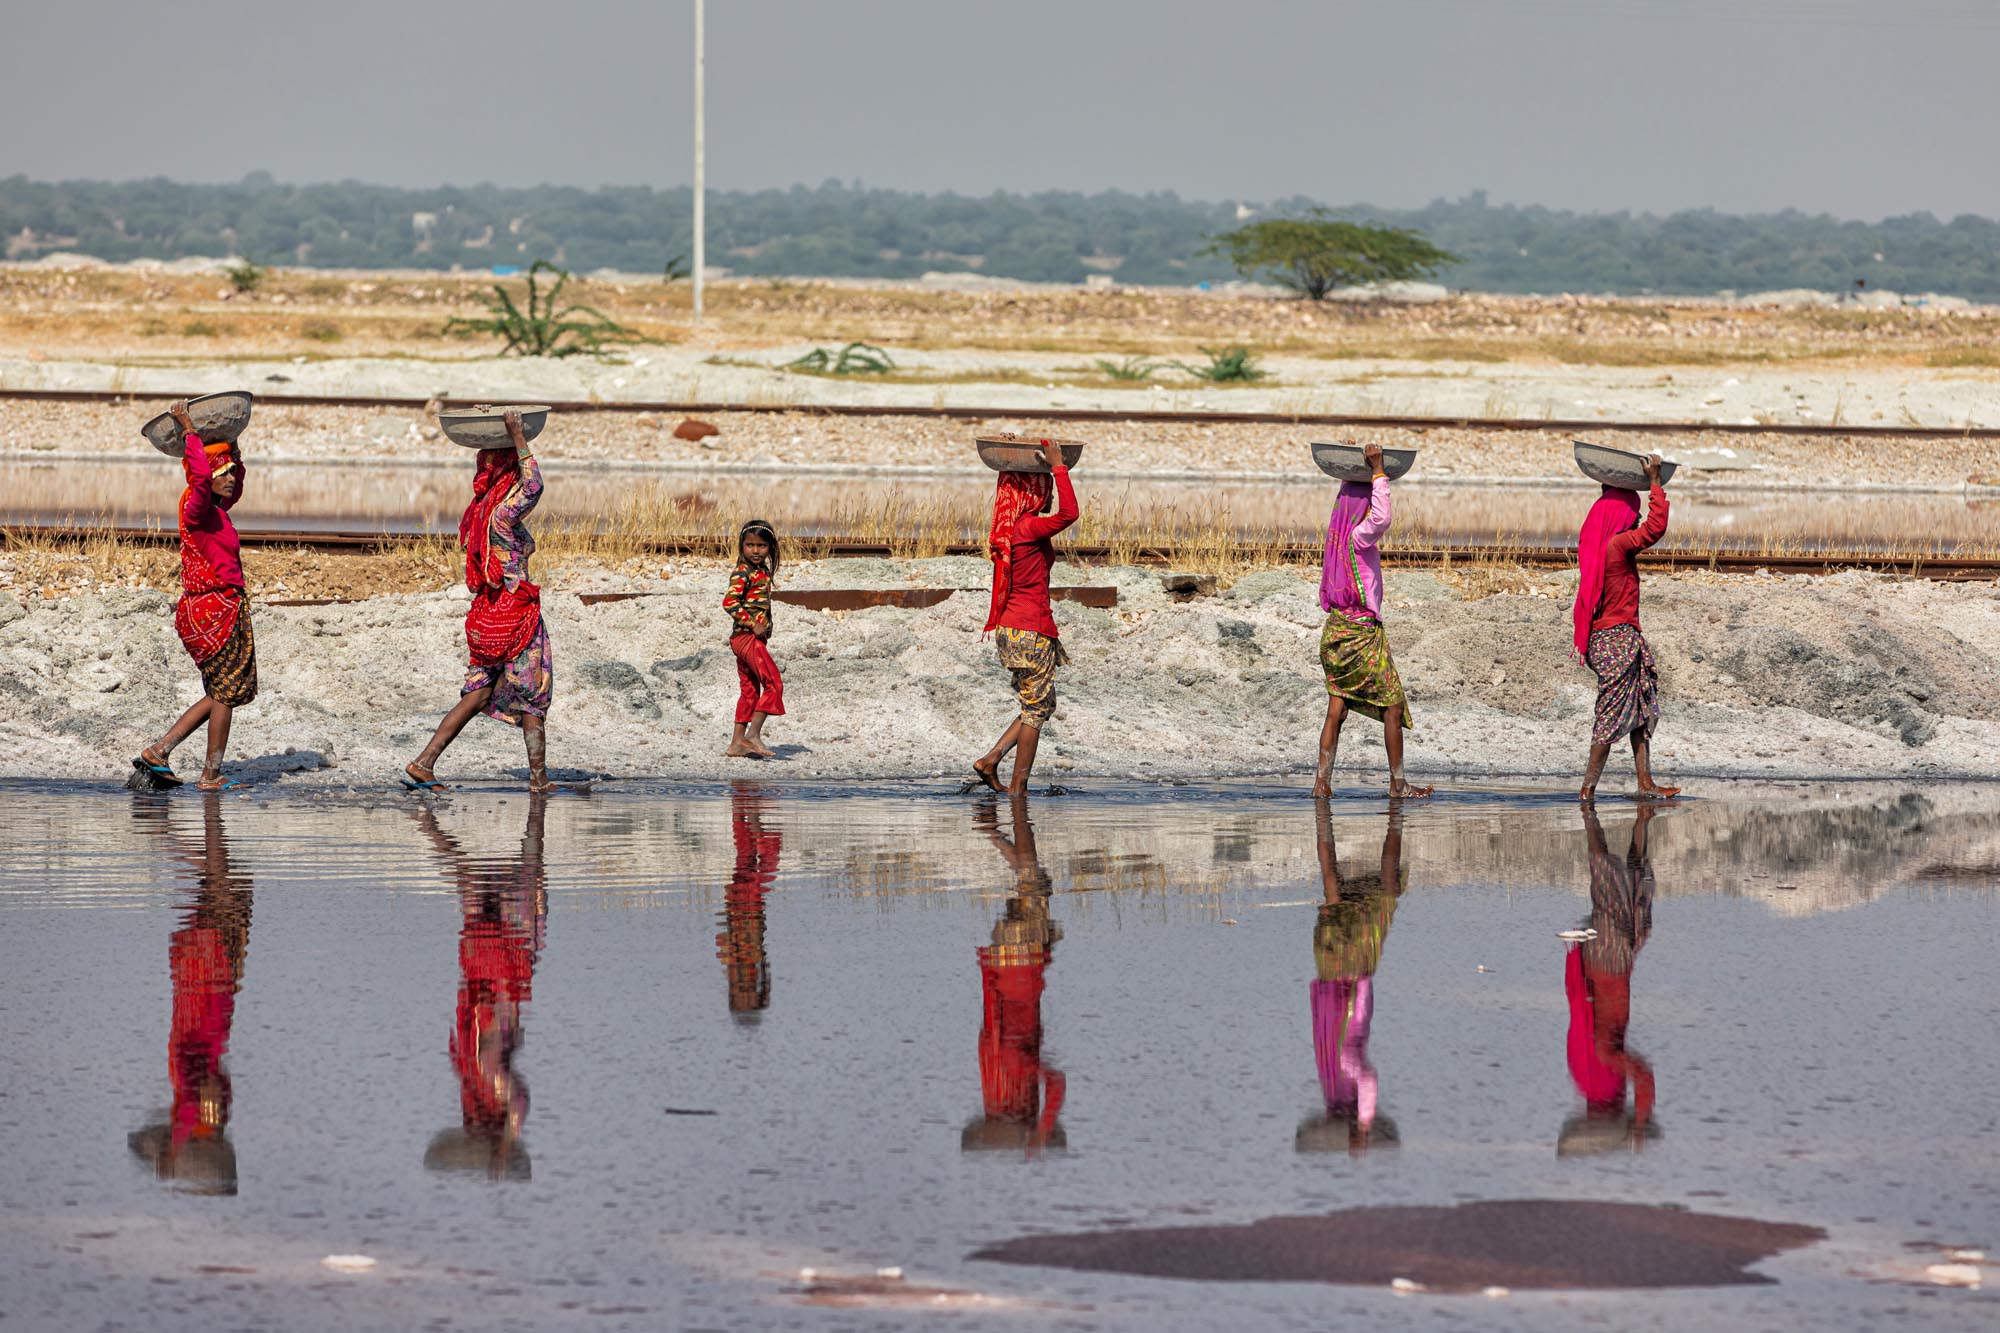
[1008,722,1042,795]
[146,697,213,768]
[1383,704,1433,799]
[1311,695,1348,798]
[1579,739,1613,803]
[974,718,1022,792]
[524,715,551,792]
[147,695,235,784]
[407,686,493,786]
[1630,728,1681,799]
[726,719,761,759]
[1582,726,1681,803]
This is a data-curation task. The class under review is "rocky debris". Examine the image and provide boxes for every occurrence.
[1160,571,1218,602]
[1,560,1997,787]
[672,418,719,442]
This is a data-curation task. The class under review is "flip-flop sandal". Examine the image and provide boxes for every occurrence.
[132,756,182,787]
[401,773,447,792]
[970,763,1002,793]
[196,778,249,792]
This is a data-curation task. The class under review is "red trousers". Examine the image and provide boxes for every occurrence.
[731,633,785,723]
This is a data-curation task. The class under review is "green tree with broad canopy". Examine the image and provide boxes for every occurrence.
[1206,209,1459,299]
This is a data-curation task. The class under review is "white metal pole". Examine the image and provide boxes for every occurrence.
[692,0,705,324]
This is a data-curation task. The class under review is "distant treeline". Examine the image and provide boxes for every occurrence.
[6,174,1999,299]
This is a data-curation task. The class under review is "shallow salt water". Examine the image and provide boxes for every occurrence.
[2,780,1996,1330]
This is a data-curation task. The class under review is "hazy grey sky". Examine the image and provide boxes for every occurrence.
[4,0,1996,219]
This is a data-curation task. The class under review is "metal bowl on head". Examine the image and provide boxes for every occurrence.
[1310,442,1417,483]
[1574,440,1677,489]
[141,391,255,457]
[975,434,1083,474]
[437,405,552,450]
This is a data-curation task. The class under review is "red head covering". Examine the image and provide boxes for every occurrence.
[179,442,238,523]
[985,465,1054,633]
[1572,486,1641,660]
[460,448,521,591]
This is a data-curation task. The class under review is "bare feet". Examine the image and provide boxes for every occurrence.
[746,736,778,759]
[1637,784,1683,801]
[723,740,764,759]
[1388,781,1434,799]
[972,758,1003,792]
[1578,786,1597,804]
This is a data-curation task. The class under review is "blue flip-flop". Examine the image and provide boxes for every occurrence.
[132,756,182,788]
[400,772,446,792]
[196,779,250,793]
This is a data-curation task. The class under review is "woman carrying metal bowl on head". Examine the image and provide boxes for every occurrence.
[1313,442,1430,800]
[1573,452,1679,804]
[404,410,553,792]
[973,439,1078,796]
[133,399,257,792]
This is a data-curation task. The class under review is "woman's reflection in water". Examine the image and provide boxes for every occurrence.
[128,792,253,1195]
[963,793,1066,1156]
[1297,800,1405,1156]
[412,795,548,1181]
[1560,805,1660,1156]
[716,782,781,1021]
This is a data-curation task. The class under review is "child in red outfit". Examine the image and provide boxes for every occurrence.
[722,519,785,758]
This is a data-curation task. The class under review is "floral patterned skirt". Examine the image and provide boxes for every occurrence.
[1587,623,1659,747]
[1319,611,1411,728]
[994,627,1067,729]
[198,608,259,708]
[463,617,552,725]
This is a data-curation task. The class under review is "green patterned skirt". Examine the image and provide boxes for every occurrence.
[1319,611,1411,728]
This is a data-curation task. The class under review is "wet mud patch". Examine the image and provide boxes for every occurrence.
[972,1199,1826,1291]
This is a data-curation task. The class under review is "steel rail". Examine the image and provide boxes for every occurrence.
[7,524,1996,580]
[5,386,2000,440]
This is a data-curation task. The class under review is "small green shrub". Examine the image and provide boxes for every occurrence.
[1094,354,1165,381]
[1174,345,1266,382]
[784,341,896,375]
[300,319,343,343]
[222,258,266,293]
[181,319,220,338]
[442,259,653,358]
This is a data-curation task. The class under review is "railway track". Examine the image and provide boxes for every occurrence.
[8,523,1997,580]
[6,386,2000,440]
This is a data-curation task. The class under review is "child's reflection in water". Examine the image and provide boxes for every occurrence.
[128,793,253,1195]
[412,795,548,1181]
[963,794,1066,1156]
[1298,800,1405,1156]
[716,782,781,1020]
[1559,805,1660,1156]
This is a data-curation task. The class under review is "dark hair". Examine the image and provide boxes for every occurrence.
[738,518,779,581]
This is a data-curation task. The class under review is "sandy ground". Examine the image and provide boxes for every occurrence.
[6,346,2000,432]
[5,557,1997,788]
[6,399,1999,493]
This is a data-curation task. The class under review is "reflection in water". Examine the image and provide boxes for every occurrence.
[1298,803,1405,1155]
[716,783,781,1020]
[1560,807,1660,1156]
[964,796,1066,1155]
[413,797,549,1181]
[128,793,254,1196]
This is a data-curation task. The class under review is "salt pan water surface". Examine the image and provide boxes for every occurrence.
[1,779,1995,1330]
